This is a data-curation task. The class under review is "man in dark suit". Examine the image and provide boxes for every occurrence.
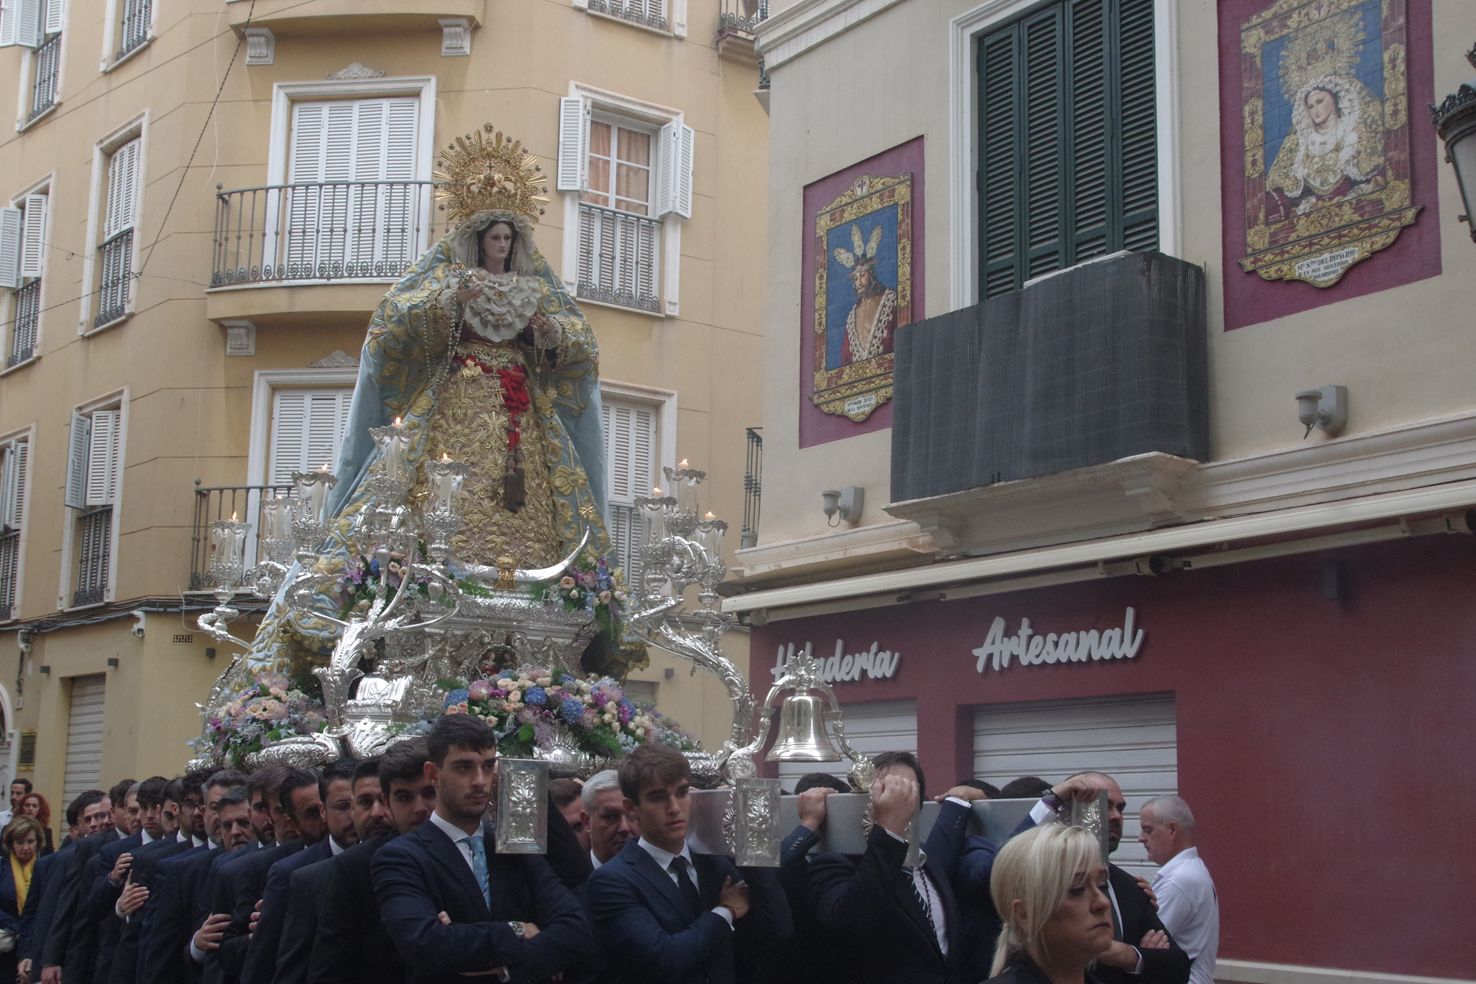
[138,777,254,984]
[20,790,100,984]
[308,740,433,984]
[85,777,171,984]
[273,755,391,984]
[110,773,207,984]
[205,764,307,984]
[372,716,598,983]
[241,760,349,984]
[586,744,792,984]
[804,752,964,984]
[41,780,126,984]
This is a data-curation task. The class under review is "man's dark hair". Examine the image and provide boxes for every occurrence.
[617,743,690,802]
[137,776,171,809]
[794,772,850,795]
[164,778,187,804]
[549,778,583,811]
[66,789,106,827]
[873,751,926,807]
[379,738,430,790]
[998,776,1053,799]
[427,714,497,767]
[11,778,32,795]
[278,768,321,818]
[352,757,382,788]
[206,767,248,795]
[319,758,358,797]
[109,777,137,805]
[215,786,250,811]
[959,779,1000,799]
[248,763,290,802]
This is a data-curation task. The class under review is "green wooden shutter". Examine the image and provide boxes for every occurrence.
[976,0,1156,298]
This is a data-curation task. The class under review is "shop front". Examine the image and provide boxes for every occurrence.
[747,532,1476,979]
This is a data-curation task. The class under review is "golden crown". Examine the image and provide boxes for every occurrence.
[434,124,548,226]
[1278,11,1364,101]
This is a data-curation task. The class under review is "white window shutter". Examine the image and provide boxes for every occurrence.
[656,121,694,219]
[105,139,141,239]
[382,98,419,180]
[65,411,90,509]
[557,97,589,193]
[42,0,60,35]
[2,441,28,530]
[11,440,28,531]
[20,193,47,279]
[305,391,349,473]
[1,0,41,48]
[269,391,308,485]
[85,410,119,507]
[0,0,14,47]
[601,399,654,506]
[0,208,20,290]
[288,102,326,183]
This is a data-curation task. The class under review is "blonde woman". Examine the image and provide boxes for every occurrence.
[0,815,42,981]
[985,824,1115,984]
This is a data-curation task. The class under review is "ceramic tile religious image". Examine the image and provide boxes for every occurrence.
[1238,0,1420,287]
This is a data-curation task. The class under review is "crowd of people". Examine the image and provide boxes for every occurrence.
[0,715,1218,984]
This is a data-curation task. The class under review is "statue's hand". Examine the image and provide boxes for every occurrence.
[529,312,562,350]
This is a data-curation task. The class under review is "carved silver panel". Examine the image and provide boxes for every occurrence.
[732,778,782,867]
[493,758,548,855]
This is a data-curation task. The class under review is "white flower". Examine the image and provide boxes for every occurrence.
[536,676,552,687]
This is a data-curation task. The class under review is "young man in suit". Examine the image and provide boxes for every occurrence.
[372,716,598,983]
[109,774,204,984]
[19,790,100,984]
[309,740,433,984]
[586,743,792,984]
[42,782,124,984]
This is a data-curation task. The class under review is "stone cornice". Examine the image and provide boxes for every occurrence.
[754,0,906,73]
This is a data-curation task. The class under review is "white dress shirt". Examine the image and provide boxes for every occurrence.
[1152,847,1219,984]
[635,837,734,929]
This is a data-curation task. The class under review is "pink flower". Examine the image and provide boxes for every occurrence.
[559,576,576,590]
[468,680,493,701]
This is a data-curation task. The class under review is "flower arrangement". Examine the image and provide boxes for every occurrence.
[442,666,656,759]
[193,670,327,765]
[333,549,488,620]
[538,555,627,640]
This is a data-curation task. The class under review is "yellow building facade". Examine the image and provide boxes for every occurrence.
[0,0,768,813]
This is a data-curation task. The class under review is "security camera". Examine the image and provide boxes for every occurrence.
[130,610,147,638]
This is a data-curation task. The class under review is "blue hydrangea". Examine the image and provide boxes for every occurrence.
[560,698,585,725]
[443,688,469,710]
[524,686,547,707]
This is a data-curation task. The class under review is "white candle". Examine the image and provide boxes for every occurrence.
[427,454,466,512]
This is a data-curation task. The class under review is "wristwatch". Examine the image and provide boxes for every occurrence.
[507,921,527,940]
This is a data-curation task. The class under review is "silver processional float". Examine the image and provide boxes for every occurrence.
[191,126,1097,865]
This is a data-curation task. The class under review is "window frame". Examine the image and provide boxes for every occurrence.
[558,83,693,318]
[570,0,688,39]
[11,0,66,130]
[599,380,677,586]
[78,115,148,334]
[947,0,1180,308]
[0,175,50,373]
[244,367,361,490]
[101,0,155,71]
[0,425,35,622]
[58,391,128,611]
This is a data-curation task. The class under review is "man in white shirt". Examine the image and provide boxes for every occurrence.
[1139,795,1219,984]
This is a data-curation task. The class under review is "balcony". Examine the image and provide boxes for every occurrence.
[0,530,18,620]
[116,0,151,60]
[73,507,112,607]
[28,34,61,122]
[587,0,668,32]
[95,230,133,329]
[188,482,293,591]
[9,281,40,367]
[225,0,482,35]
[575,202,661,314]
[741,426,762,549]
[208,180,439,325]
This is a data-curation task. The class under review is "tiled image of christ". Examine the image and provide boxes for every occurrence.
[826,217,899,369]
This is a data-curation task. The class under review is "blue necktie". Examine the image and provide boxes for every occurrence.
[465,833,491,908]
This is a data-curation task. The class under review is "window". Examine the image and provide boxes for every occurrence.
[0,188,48,367]
[602,395,657,585]
[558,89,693,316]
[0,436,30,619]
[280,97,421,278]
[268,388,353,485]
[574,0,687,37]
[0,0,65,123]
[65,404,123,607]
[111,0,151,62]
[94,136,142,329]
[975,0,1156,298]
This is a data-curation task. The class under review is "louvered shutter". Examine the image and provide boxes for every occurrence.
[85,410,119,507]
[1068,0,1108,261]
[655,121,694,219]
[0,208,20,290]
[2,441,28,531]
[378,98,419,268]
[977,27,1019,298]
[104,139,141,239]
[1021,7,1063,282]
[1117,0,1158,252]
[65,411,90,509]
[269,392,308,485]
[600,398,655,582]
[42,0,59,34]
[557,97,589,193]
[286,102,326,269]
[0,0,41,48]
[270,389,352,484]
[20,193,46,279]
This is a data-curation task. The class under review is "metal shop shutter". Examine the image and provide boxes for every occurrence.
[972,693,1176,878]
[62,674,106,807]
[777,698,917,789]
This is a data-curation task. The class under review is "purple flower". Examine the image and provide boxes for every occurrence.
[560,698,585,725]
[468,680,493,701]
[525,686,547,707]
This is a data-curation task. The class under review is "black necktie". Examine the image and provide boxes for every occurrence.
[670,856,702,918]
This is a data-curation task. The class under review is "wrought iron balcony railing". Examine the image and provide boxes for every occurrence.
[742,426,762,548]
[29,34,61,121]
[717,0,768,36]
[73,507,112,607]
[9,280,40,366]
[117,0,151,60]
[575,202,661,314]
[0,530,19,620]
[95,229,133,328]
[587,0,668,31]
[189,482,294,590]
[212,181,438,288]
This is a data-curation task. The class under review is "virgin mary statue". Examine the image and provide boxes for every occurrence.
[242,126,610,677]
